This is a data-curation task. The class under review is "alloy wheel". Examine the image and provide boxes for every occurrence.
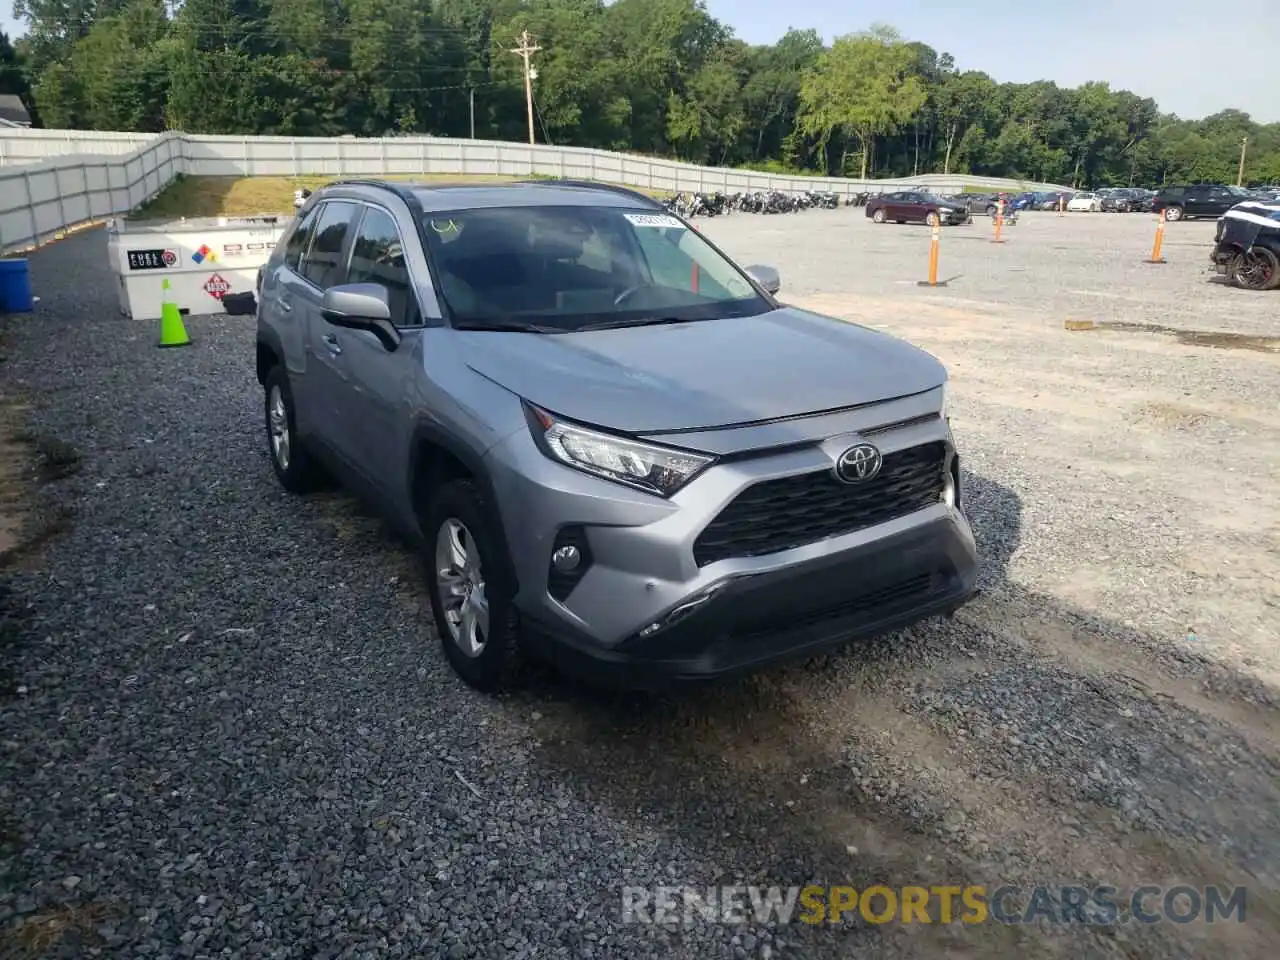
[435,518,489,657]
[1233,251,1277,290]
[268,385,290,470]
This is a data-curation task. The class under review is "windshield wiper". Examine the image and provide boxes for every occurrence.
[575,315,699,331]
[451,319,566,334]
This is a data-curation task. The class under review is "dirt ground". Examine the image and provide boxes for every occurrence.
[789,289,1280,686]
[0,404,32,559]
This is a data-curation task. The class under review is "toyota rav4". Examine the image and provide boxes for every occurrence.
[255,179,979,691]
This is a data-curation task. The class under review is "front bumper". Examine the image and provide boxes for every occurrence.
[522,514,978,687]
[484,393,979,685]
[1210,241,1235,272]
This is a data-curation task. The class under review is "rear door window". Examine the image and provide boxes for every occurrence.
[301,201,360,289]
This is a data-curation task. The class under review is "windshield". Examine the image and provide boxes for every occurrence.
[919,193,947,204]
[422,204,771,331]
[1225,185,1251,197]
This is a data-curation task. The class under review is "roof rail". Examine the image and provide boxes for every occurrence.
[523,178,663,209]
[325,179,416,202]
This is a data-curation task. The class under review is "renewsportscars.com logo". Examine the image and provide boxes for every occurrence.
[621,884,1248,926]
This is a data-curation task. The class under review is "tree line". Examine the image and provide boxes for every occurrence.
[3,0,1279,187]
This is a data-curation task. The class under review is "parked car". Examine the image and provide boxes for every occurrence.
[255,179,979,691]
[1004,192,1038,212]
[1211,200,1280,290]
[947,192,1001,216]
[1066,192,1102,212]
[865,191,970,226]
[1033,191,1072,211]
[1100,188,1155,213]
[1153,184,1253,221]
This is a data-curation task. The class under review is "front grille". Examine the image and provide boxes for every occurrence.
[693,442,947,567]
[734,573,938,642]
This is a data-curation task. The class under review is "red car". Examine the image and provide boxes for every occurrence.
[865,191,970,226]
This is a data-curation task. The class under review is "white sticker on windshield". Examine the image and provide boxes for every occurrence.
[624,213,687,229]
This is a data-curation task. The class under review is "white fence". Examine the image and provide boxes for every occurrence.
[0,129,1068,254]
[0,128,161,165]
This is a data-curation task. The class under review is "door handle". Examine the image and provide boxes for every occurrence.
[278,296,292,313]
[321,333,342,354]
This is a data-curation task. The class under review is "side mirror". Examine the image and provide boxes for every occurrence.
[321,283,401,351]
[745,264,781,295]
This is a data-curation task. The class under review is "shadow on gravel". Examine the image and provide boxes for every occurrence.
[520,470,1280,958]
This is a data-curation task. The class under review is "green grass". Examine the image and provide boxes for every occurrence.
[133,173,662,220]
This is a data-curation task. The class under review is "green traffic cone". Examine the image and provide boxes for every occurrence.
[158,278,191,348]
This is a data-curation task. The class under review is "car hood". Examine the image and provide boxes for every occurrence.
[457,307,946,434]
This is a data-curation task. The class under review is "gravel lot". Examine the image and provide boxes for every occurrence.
[1,207,1278,959]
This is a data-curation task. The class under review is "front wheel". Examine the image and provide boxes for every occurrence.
[926,211,941,227]
[872,208,886,223]
[1228,247,1280,291]
[1163,205,1184,222]
[425,480,523,692]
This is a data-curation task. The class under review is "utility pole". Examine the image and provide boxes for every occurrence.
[469,88,475,140]
[509,30,541,146]
[1237,136,1248,187]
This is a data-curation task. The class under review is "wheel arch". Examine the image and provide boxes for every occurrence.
[408,421,520,592]
[256,326,286,385]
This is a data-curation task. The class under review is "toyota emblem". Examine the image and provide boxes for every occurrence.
[835,443,883,484]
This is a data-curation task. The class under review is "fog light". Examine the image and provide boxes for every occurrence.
[548,527,593,602]
[552,545,580,572]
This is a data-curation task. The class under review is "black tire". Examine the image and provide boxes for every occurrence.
[263,365,324,493]
[926,211,941,227]
[986,204,999,218]
[871,208,886,223]
[1228,247,1280,291]
[424,479,522,692]
[1163,205,1184,222]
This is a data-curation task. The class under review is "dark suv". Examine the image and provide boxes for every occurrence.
[1152,184,1252,221]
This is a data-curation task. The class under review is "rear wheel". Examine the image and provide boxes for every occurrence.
[872,208,886,223]
[1228,247,1280,291]
[1163,205,1184,222]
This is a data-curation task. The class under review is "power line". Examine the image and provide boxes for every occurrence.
[533,92,553,147]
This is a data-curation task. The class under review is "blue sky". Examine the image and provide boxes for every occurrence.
[3,0,1278,122]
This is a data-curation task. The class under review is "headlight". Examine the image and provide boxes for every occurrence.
[524,404,715,497]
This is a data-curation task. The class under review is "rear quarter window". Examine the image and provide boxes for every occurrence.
[283,207,320,271]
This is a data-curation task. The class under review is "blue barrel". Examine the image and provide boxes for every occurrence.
[0,258,34,314]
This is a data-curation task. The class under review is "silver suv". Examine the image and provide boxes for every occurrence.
[255,179,978,691]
